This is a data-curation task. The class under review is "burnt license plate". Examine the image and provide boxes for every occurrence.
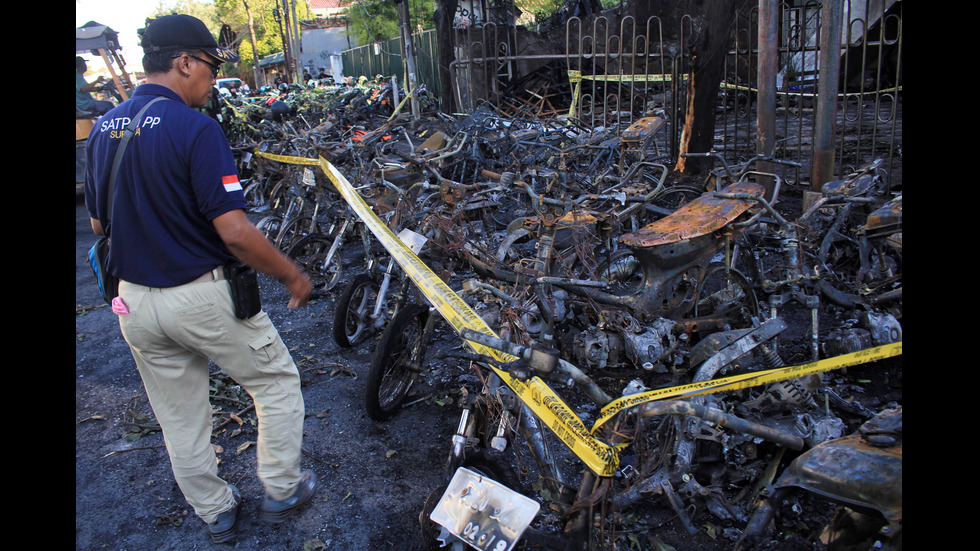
[429,467,540,551]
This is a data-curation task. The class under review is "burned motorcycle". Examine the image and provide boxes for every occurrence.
[737,407,902,551]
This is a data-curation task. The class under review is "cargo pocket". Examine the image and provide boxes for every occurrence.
[248,324,289,374]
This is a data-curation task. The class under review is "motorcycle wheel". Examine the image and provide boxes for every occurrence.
[595,249,644,296]
[645,185,703,220]
[365,304,428,421]
[275,215,314,251]
[255,216,283,242]
[693,264,759,328]
[242,179,269,211]
[266,178,291,217]
[418,483,449,551]
[333,273,382,348]
[286,233,343,291]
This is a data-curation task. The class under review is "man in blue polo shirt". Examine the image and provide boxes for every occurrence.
[84,14,316,544]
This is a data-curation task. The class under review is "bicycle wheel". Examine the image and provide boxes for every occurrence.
[286,233,343,292]
[333,273,382,348]
[365,304,428,421]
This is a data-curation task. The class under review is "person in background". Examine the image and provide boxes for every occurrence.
[83,13,317,545]
[202,85,223,121]
[76,56,115,115]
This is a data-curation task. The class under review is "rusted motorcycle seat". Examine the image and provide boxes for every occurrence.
[621,180,766,248]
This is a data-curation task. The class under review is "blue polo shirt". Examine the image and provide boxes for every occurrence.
[84,84,247,287]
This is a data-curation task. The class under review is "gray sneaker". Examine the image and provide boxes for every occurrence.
[209,484,242,544]
[259,471,317,523]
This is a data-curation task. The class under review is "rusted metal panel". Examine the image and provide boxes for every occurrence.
[417,131,450,155]
[556,209,600,227]
[621,116,667,144]
[863,197,902,233]
[775,409,903,527]
[621,180,765,247]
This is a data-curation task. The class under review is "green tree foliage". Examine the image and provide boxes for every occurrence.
[149,0,313,79]
[512,0,619,24]
[517,0,562,19]
[343,0,435,45]
[148,0,220,27]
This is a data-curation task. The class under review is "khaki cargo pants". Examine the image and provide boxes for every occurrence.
[117,277,305,523]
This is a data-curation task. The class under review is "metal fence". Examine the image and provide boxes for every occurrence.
[340,28,442,98]
[717,0,903,189]
[560,0,902,188]
[341,0,902,188]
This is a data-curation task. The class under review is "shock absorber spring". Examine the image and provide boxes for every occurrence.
[758,344,785,369]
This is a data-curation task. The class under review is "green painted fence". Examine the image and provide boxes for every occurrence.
[341,29,441,99]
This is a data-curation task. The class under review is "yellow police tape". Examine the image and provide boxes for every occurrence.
[590,341,902,434]
[254,151,321,166]
[565,69,903,114]
[567,69,678,119]
[253,150,902,477]
[567,69,676,84]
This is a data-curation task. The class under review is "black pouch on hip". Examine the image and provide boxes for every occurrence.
[224,261,262,319]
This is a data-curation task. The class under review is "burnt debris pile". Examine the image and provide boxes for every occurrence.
[218,81,902,551]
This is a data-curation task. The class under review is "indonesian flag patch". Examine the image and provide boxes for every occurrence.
[222,175,243,192]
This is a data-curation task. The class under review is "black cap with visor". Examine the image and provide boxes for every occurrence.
[141,14,241,64]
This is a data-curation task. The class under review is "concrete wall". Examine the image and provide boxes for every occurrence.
[299,26,351,83]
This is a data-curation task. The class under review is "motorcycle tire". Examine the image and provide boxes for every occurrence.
[255,216,283,243]
[365,304,428,421]
[333,273,382,348]
[286,233,343,292]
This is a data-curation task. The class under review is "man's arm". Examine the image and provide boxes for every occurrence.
[79,76,105,93]
[91,217,105,236]
[212,209,313,308]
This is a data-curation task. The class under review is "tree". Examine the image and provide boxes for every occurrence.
[433,0,459,113]
[346,0,401,45]
[148,0,316,84]
[239,0,264,85]
[149,0,221,27]
[342,0,435,46]
[671,0,748,175]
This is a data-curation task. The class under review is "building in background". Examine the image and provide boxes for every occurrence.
[260,0,350,85]
[297,13,350,84]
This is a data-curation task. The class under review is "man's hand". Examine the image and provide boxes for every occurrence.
[282,270,313,309]
[213,209,313,308]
